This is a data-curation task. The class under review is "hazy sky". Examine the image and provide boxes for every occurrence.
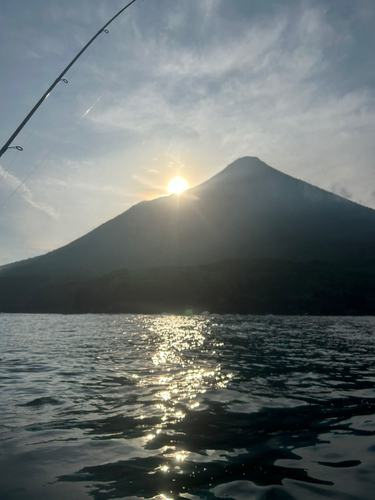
[0,0,375,265]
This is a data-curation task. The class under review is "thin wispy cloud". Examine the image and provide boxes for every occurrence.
[85,4,375,205]
[0,165,59,219]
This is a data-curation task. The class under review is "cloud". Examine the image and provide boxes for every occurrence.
[40,175,131,197]
[84,4,375,193]
[43,177,68,187]
[1,0,375,265]
[132,174,168,197]
[0,165,59,219]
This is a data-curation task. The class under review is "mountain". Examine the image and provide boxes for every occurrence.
[2,257,375,315]
[1,156,375,314]
[4,157,375,275]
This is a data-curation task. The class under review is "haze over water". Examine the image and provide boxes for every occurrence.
[0,314,374,500]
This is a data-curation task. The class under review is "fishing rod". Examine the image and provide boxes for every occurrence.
[0,0,139,159]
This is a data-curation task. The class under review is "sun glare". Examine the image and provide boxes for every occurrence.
[168,177,188,194]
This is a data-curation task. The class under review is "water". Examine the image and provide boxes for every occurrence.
[0,314,374,500]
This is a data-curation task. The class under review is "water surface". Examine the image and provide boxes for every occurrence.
[0,314,374,499]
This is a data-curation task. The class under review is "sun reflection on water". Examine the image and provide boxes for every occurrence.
[135,315,233,497]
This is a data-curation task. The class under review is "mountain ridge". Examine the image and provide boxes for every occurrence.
[2,155,375,314]
[2,156,372,272]
[2,156,375,279]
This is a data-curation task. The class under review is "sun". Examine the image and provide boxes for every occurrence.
[168,177,188,194]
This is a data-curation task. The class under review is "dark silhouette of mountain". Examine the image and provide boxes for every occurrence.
[1,156,375,314]
[4,157,375,275]
[2,258,374,315]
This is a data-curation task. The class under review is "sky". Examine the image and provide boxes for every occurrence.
[0,0,375,265]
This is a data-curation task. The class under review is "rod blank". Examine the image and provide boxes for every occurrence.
[0,0,138,158]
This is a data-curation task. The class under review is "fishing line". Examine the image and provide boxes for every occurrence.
[0,1,137,192]
[0,151,21,184]
[64,31,105,82]
[106,3,133,31]
[1,3,132,185]
[0,0,140,209]
[0,83,65,185]
[0,0,139,159]
[0,43,96,185]
[66,6,133,87]
[0,85,111,210]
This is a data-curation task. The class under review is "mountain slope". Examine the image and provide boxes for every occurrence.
[2,258,375,315]
[2,156,375,282]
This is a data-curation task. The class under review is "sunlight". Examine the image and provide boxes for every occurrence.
[168,177,188,194]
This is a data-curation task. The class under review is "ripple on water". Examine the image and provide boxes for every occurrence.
[0,314,374,500]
